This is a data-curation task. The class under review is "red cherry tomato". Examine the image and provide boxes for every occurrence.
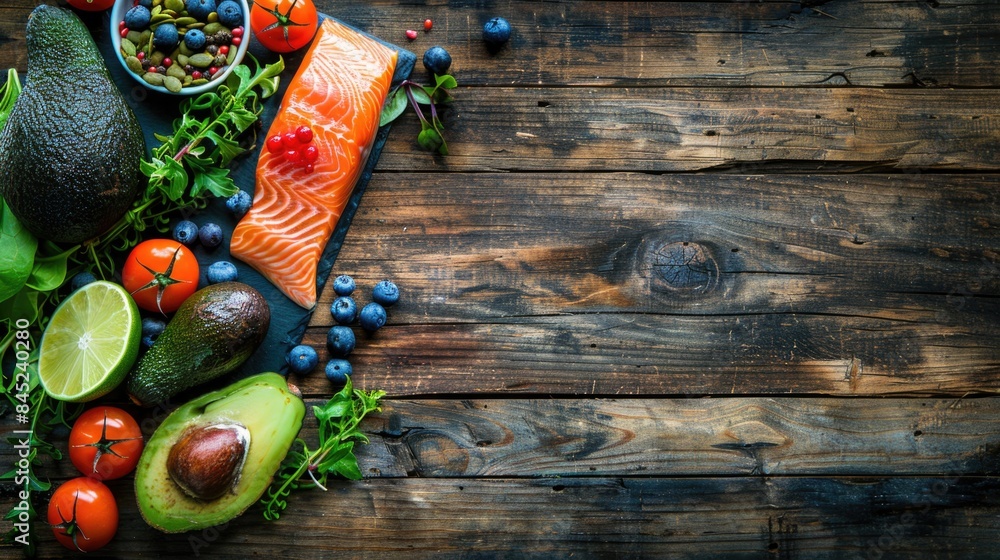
[122,239,199,314]
[250,0,319,53]
[69,406,144,481]
[48,477,118,552]
[67,0,115,12]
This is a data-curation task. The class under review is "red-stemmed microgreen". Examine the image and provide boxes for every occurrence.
[380,73,456,155]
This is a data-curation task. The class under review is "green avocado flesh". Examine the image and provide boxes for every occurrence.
[135,373,305,533]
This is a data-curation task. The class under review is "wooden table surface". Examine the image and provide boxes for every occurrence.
[3,1,1000,558]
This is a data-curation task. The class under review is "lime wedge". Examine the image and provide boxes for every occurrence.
[38,280,141,402]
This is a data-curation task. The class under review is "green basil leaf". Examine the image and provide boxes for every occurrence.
[0,199,37,303]
[380,88,407,127]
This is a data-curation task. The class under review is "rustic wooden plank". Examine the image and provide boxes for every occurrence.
[7,397,999,480]
[285,173,1000,397]
[379,87,1000,172]
[4,1,1000,88]
[6,476,998,558]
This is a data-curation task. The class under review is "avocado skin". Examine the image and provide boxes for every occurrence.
[0,5,145,244]
[127,282,271,407]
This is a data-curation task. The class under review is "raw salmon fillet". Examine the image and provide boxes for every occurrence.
[231,19,398,309]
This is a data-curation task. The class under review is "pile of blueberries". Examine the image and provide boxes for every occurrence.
[285,276,399,386]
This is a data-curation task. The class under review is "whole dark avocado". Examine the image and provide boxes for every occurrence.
[127,282,271,407]
[0,6,145,244]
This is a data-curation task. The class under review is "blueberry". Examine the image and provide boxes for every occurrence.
[422,46,452,75]
[482,17,511,47]
[226,189,252,218]
[153,23,179,52]
[198,222,223,248]
[285,344,318,375]
[216,0,244,28]
[326,325,356,357]
[359,302,387,333]
[184,28,207,51]
[140,317,166,348]
[124,6,151,31]
[333,274,355,296]
[330,296,358,325]
[206,260,238,284]
[184,0,215,20]
[70,271,96,291]
[325,359,352,385]
[172,220,199,246]
[372,280,399,307]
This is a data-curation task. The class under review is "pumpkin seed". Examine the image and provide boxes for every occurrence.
[143,72,165,86]
[126,30,142,43]
[165,0,185,12]
[207,12,218,23]
[185,21,205,29]
[176,53,189,66]
[173,16,197,27]
[179,42,194,56]
[163,75,183,93]
[139,30,152,47]
[203,22,224,34]
[167,64,187,80]
[149,50,165,66]
[226,48,236,65]
[188,53,214,68]
[121,39,137,57]
[125,56,144,74]
[150,4,161,16]
[191,78,209,86]
[150,13,172,24]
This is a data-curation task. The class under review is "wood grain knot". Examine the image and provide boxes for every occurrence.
[649,241,719,295]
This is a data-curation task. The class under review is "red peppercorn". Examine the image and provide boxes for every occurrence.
[294,125,313,144]
[304,164,315,174]
[163,57,172,67]
[218,45,229,55]
[147,67,157,74]
[136,51,145,60]
[231,36,242,46]
[119,20,126,30]
[208,66,219,76]
[231,27,243,38]
[191,70,202,79]
[405,29,417,40]
[120,27,130,38]
[424,19,433,31]
[302,145,319,163]
[266,135,284,154]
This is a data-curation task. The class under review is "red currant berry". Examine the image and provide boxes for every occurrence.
[302,145,319,163]
[285,149,300,163]
[304,164,315,174]
[191,70,202,79]
[231,27,243,38]
[120,27,130,38]
[294,125,313,144]
[405,29,417,40]
[231,36,242,46]
[163,57,172,67]
[218,45,229,55]
[424,19,433,31]
[266,135,284,154]
[282,132,299,149]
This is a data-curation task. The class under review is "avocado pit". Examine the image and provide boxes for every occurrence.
[167,422,250,501]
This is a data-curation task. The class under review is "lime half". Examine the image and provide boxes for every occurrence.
[38,280,141,402]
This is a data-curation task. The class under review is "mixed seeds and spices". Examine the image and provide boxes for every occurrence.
[119,0,245,92]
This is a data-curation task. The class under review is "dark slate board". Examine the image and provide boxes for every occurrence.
[94,13,415,381]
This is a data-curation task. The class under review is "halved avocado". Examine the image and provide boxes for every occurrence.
[135,373,305,533]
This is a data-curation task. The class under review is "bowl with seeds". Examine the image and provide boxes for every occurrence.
[111,0,250,95]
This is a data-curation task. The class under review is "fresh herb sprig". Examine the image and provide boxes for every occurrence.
[380,74,456,155]
[89,54,285,272]
[261,378,385,521]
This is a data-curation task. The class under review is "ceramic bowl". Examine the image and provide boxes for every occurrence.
[109,0,250,96]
